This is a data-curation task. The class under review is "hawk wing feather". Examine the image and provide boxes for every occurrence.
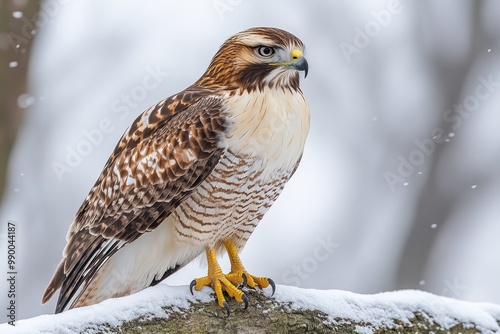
[57,238,119,313]
[43,92,228,313]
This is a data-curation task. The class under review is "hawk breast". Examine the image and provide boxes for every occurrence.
[170,87,310,248]
[222,87,310,175]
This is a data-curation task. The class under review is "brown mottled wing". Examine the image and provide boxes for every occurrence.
[44,92,227,313]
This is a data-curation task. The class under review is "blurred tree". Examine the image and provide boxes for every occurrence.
[0,0,40,203]
[397,2,487,288]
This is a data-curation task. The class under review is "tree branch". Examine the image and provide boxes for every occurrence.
[3,285,500,333]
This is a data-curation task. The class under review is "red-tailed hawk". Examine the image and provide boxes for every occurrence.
[42,27,310,315]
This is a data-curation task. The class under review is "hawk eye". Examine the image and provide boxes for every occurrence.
[256,46,275,58]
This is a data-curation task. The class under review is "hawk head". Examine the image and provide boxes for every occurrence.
[196,27,308,92]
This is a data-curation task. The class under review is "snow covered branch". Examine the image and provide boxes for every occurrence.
[3,285,500,333]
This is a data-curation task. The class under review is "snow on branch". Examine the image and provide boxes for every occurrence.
[2,285,500,333]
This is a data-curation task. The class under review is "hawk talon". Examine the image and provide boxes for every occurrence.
[193,242,278,314]
[189,280,196,295]
[242,294,249,310]
[268,278,276,296]
[192,248,249,313]
[241,273,247,287]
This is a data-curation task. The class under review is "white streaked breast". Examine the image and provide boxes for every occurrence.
[221,86,310,178]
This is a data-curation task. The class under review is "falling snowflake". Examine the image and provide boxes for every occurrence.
[17,93,36,109]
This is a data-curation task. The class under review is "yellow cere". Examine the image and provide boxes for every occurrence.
[270,49,304,67]
[291,49,303,60]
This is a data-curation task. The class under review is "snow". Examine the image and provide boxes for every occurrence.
[0,285,214,334]
[275,286,500,333]
[12,11,23,19]
[2,285,500,334]
[16,93,35,108]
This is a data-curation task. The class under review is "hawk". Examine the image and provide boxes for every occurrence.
[42,27,310,315]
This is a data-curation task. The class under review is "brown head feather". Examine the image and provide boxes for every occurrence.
[196,27,306,92]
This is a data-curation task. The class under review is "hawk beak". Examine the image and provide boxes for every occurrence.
[290,49,308,78]
[291,56,309,78]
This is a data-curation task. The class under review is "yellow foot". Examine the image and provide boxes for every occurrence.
[225,271,276,294]
[190,248,248,316]
[224,240,276,295]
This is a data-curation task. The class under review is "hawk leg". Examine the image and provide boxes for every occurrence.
[190,240,275,316]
